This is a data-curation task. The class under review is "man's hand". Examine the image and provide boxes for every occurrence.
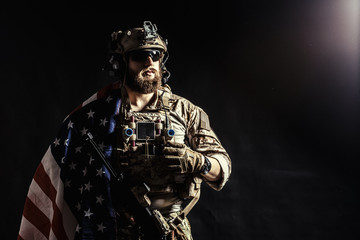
[162,142,204,174]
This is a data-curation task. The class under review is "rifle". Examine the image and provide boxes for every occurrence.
[86,132,172,239]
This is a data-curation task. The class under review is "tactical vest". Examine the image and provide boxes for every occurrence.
[112,85,201,215]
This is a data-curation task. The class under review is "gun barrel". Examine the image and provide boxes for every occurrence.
[86,132,122,181]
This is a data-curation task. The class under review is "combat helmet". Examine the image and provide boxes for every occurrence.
[107,21,170,84]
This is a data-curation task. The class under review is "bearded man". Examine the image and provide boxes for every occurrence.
[18,21,231,240]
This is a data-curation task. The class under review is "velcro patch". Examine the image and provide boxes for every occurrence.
[200,111,210,130]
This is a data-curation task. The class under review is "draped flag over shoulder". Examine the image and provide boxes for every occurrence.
[18,81,122,240]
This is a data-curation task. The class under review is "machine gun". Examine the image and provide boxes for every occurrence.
[86,132,172,239]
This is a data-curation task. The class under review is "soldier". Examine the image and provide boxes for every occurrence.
[18,21,231,240]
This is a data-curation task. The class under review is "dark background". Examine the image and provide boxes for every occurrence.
[1,0,359,239]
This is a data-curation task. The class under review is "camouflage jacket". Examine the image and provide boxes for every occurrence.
[113,84,232,214]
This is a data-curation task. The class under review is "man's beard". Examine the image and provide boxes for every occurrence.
[125,67,162,94]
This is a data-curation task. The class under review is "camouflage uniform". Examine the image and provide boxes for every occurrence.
[113,84,231,240]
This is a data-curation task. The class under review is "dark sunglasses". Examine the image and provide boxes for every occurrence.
[128,50,162,62]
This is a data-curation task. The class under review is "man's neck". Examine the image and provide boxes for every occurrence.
[125,85,155,112]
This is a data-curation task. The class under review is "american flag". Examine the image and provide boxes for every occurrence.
[18,82,123,240]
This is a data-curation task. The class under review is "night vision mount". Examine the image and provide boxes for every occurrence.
[143,21,159,40]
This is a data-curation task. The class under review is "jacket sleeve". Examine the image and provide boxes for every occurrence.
[187,105,232,191]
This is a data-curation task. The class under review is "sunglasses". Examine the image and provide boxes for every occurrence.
[129,50,162,62]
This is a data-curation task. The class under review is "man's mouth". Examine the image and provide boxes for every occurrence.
[144,70,154,75]
[143,68,156,76]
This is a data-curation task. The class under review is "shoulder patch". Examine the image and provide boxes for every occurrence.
[200,110,210,130]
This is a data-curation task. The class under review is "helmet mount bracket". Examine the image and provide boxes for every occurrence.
[143,21,158,40]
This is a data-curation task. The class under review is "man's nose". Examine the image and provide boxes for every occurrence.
[144,56,154,66]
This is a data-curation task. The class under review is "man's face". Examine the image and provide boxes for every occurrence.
[125,49,162,94]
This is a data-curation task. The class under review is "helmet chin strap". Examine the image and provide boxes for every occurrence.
[161,51,170,85]
[161,67,171,85]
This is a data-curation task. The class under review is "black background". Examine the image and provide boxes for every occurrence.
[1,0,360,239]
